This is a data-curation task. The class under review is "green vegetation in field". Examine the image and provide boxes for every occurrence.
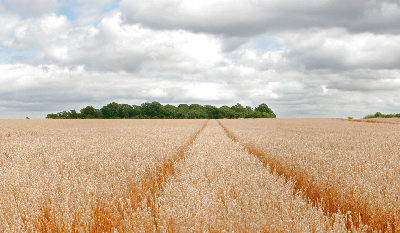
[364,112,400,119]
[46,102,276,119]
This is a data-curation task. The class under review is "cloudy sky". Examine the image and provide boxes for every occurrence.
[1,0,400,119]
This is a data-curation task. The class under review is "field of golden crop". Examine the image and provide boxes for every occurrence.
[0,119,205,232]
[219,118,400,232]
[1,118,398,232]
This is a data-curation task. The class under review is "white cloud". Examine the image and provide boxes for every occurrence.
[322,85,329,94]
[120,0,400,36]
[4,12,223,74]
[4,13,70,50]
[0,13,20,43]
[148,88,168,98]
[57,0,120,26]
[184,83,224,101]
[279,28,400,70]
[2,0,57,17]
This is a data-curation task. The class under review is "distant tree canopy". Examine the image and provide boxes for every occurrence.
[364,112,400,119]
[46,102,276,119]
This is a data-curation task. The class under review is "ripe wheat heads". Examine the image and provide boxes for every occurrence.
[219,118,400,232]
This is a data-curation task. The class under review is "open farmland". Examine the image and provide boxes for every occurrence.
[0,119,206,232]
[219,118,400,232]
[156,120,355,232]
[0,118,398,232]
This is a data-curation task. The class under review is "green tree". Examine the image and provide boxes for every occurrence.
[164,104,177,118]
[231,103,245,113]
[188,109,207,119]
[141,101,165,118]
[80,106,103,119]
[70,109,79,119]
[119,104,134,118]
[56,111,71,119]
[132,105,143,118]
[46,113,58,119]
[101,102,120,119]
[175,104,189,119]
[189,104,204,111]
[246,109,276,118]
[255,103,273,113]
[46,102,277,119]
[178,104,189,111]
[218,105,233,118]
[374,112,383,118]
[205,105,219,119]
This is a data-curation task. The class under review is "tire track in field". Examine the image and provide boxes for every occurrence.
[217,120,373,232]
[217,119,288,179]
[155,120,349,232]
[133,120,208,231]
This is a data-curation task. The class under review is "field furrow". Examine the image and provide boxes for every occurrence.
[156,120,357,232]
[218,118,400,232]
[0,119,206,232]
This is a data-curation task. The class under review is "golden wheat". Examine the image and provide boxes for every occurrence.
[156,120,363,232]
[219,118,400,232]
[0,119,206,232]
[2,118,395,232]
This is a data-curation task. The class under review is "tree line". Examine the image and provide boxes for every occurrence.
[46,102,276,119]
[364,112,400,119]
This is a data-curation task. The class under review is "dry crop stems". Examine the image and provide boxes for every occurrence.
[141,120,208,231]
[219,118,400,232]
[156,120,362,232]
[1,118,386,232]
[345,118,400,125]
[0,119,206,232]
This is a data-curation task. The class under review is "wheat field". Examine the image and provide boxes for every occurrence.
[219,118,400,232]
[0,119,205,232]
[1,118,398,232]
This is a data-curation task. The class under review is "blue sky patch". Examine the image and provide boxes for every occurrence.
[0,47,38,64]
[56,0,120,23]
[101,0,120,14]
[57,4,79,21]
[251,37,283,51]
